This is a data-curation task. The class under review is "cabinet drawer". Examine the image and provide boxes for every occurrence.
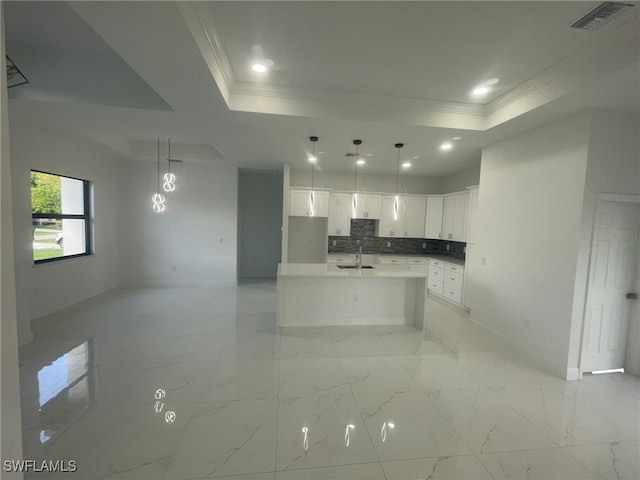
[407,258,428,265]
[428,267,444,281]
[443,286,463,304]
[327,255,352,264]
[428,279,444,295]
[444,271,463,288]
[380,257,408,265]
[445,263,464,275]
[429,259,445,268]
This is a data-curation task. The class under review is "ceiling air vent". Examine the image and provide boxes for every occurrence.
[570,2,636,30]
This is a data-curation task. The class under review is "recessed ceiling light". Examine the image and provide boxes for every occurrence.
[308,155,317,163]
[356,159,365,165]
[486,78,500,86]
[439,142,453,152]
[318,151,324,154]
[452,136,462,141]
[412,156,420,159]
[251,58,274,73]
[402,162,411,169]
[366,153,373,157]
[471,86,489,96]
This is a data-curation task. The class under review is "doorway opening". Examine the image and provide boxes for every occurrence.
[237,169,283,281]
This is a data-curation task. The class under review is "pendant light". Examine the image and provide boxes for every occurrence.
[393,143,404,221]
[352,139,362,218]
[152,138,166,213]
[163,138,176,192]
[308,136,318,216]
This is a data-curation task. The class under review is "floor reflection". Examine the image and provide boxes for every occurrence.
[26,339,96,447]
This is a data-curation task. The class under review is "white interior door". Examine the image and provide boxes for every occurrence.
[582,200,640,373]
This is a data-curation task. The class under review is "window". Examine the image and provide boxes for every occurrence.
[31,170,91,263]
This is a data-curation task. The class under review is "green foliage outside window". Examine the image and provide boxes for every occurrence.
[31,171,61,214]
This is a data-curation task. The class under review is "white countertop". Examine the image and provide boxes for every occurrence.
[424,255,465,266]
[278,263,428,278]
[326,253,465,267]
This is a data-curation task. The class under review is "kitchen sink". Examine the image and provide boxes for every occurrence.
[336,265,375,269]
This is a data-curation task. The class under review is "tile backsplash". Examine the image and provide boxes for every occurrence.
[328,219,466,260]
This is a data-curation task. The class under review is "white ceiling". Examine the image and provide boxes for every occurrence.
[5,1,639,177]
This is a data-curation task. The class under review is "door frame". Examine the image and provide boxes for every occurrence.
[578,193,640,377]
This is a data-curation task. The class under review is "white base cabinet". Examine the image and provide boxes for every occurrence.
[427,259,465,307]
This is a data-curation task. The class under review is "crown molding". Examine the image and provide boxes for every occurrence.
[181,2,638,132]
[486,15,639,127]
[177,2,236,104]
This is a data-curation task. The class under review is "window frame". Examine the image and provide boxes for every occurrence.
[31,169,92,264]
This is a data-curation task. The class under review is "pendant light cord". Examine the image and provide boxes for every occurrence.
[311,140,315,189]
[354,143,359,192]
[168,137,171,174]
[395,143,402,195]
[157,137,160,194]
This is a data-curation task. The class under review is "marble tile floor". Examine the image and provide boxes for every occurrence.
[18,281,639,479]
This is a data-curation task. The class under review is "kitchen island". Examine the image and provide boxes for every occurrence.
[277,263,427,328]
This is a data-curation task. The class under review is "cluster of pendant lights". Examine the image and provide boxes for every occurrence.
[152,138,178,213]
[306,136,405,220]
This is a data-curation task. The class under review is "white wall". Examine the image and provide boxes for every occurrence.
[290,170,442,194]
[119,155,237,286]
[10,123,121,330]
[1,7,24,474]
[468,113,591,378]
[441,167,480,193]
[568,111,640,375]
[238,169,282,278]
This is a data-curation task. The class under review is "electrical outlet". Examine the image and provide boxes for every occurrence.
[332,240,336,246]
[219,236,224,244]
[422,243,426,248]
[524,319,531,329]
[481,257,487,265]
[446,244,450,250]
[353,294,359,303]
[387,242,391,247]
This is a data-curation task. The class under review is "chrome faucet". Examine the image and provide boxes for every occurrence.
[355,241,363,269]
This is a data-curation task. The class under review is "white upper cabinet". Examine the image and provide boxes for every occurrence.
[289,189,329,217]
[425,195,444,240]
[467,187,480,245]
[328,193,352,236]
[378,195,405,237]
[442,192,469,242]
[403,196,426,238]
[353,193,381,219]
[378,195,425,238]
